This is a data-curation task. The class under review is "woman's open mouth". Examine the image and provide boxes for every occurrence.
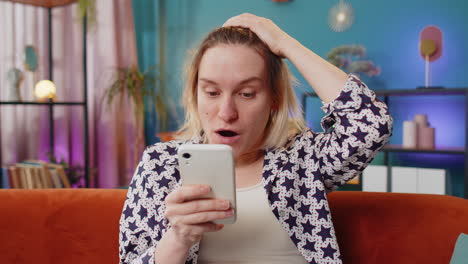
[217,130,238,137]
[214,130,240,144]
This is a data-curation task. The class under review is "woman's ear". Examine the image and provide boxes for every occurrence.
[270,101,279,112]
[270,105,278,119]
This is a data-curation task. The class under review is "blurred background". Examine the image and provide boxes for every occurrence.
[1,0,467,198]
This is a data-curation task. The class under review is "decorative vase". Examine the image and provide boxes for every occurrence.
[419,126,435,149]
[413,114,435,149]
[403,120,417,148]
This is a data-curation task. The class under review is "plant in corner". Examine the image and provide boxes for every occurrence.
[47,152,86,187]
[77,0,96,29]
[104,65,170,167]
[327,45,381,77]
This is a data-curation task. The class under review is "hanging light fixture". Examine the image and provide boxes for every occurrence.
[328,0,354,32]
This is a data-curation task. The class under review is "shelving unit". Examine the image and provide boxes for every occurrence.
[382,145,465,154]
[0,0,90,187]
[303,87,468,199]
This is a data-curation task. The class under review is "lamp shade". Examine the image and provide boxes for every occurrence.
[34,80,56,99]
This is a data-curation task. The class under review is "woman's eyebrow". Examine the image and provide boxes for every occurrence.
[198,77,263,85]
[198,78,218,85]
[239,77,264,85]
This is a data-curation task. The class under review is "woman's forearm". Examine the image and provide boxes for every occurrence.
[282,36,348,104]
[153,229,191,264]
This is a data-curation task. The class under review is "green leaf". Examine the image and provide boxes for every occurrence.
[103,64,174,134]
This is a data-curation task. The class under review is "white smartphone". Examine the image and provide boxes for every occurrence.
[177,144,236,224]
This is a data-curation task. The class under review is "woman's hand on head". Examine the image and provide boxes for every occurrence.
[223,13,292,58]
[163,184,233,249]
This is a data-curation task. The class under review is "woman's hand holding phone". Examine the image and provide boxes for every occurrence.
[155,144,237,260]
[164,184,234,249]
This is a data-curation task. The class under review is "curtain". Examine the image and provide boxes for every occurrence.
[0,0,141,188]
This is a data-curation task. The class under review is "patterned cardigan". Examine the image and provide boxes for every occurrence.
[119,75,393,264]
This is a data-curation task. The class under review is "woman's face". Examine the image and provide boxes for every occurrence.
[197,44,272,159]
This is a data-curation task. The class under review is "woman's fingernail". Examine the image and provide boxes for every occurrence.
[200,185,210,192]
[218,200,229,209]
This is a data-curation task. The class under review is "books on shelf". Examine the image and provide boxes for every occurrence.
[0,161,71,189]
[1,167,10,189]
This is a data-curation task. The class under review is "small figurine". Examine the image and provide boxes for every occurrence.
[6,68,23,101]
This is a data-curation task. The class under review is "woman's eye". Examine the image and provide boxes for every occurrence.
[206,91,219,97]
[240,92,255,98]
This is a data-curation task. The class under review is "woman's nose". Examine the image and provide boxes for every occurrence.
[218,96,238,122]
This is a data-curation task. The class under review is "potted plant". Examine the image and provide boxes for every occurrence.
[46,153,84,187]
[104,65,171,166]
[327,45,381,77]
[77,0,96,29]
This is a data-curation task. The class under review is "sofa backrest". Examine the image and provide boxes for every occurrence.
[0,189,127,264]
[1,189,467,264]
[328,191,468,264]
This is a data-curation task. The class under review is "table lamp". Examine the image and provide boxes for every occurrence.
[34,80,56,102]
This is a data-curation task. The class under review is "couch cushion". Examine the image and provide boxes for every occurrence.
[328,191,468,264]
[0,189,127,264]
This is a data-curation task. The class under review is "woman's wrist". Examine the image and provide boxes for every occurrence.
[163,228,193,252]
[154,228,191,264]
[279,35,305,61]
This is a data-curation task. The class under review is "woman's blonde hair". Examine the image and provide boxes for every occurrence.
[177,26,306,149]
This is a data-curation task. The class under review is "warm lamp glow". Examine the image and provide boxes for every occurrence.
[34,80,56,99]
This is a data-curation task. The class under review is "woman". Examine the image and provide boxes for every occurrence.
[119,13,392,264]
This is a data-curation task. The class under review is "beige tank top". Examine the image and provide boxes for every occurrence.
[198,182,307,264]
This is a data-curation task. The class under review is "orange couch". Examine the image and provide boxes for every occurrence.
[0,189,126,264]
[0,189,467,264]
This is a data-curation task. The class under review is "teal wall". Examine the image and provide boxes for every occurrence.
[133,0,468,196]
